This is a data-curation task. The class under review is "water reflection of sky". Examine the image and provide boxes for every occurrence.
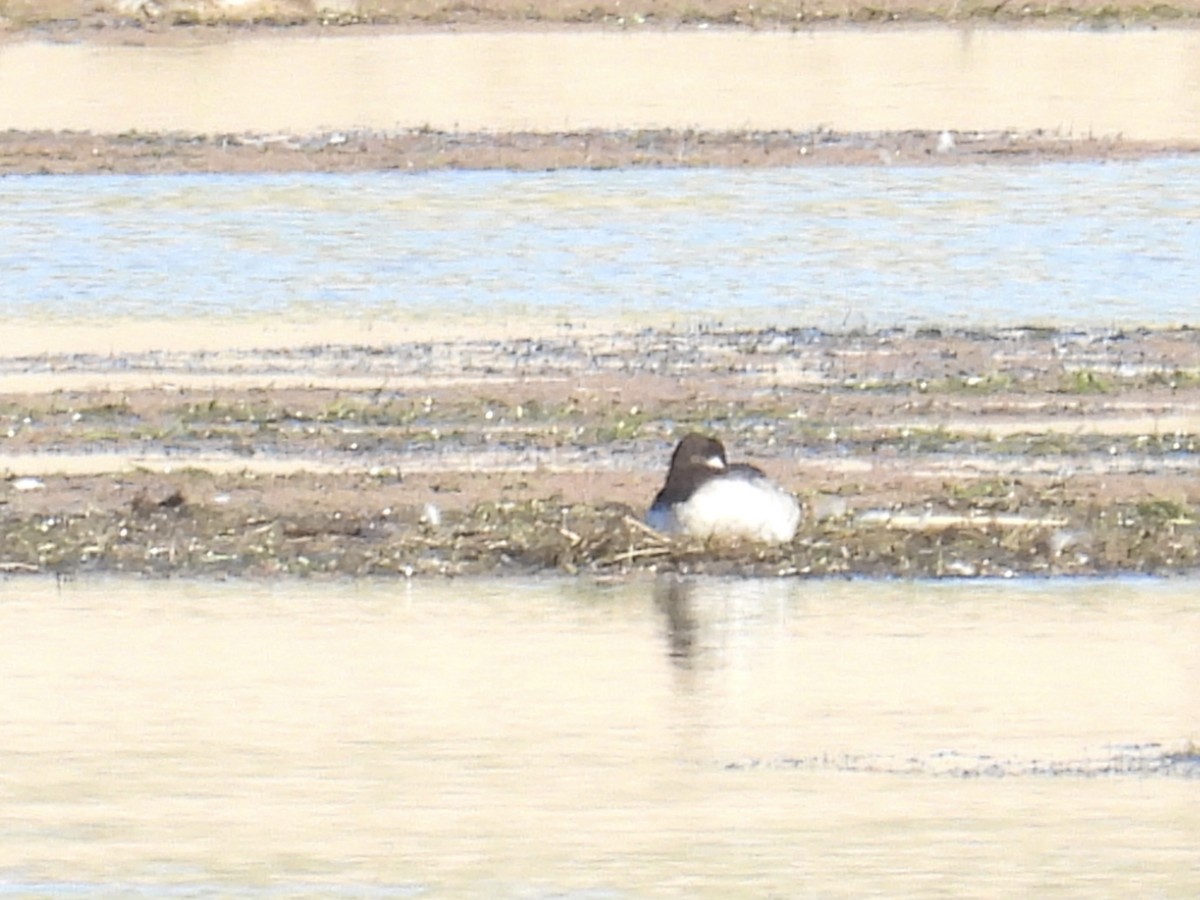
[3,159,1198,329]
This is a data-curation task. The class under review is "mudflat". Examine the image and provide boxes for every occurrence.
[5,128,1193,176]
[3,327,1200,578]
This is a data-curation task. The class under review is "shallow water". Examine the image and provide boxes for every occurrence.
[1,576,1196,896]
[1,29,1199,139]
[4,161,1200,347]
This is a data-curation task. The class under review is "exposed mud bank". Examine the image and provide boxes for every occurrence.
[4,476,1200,579]
[3,0,1199,33]
[4,128,1196,176]
[3,327,1199,578]
[723,745,1200,778]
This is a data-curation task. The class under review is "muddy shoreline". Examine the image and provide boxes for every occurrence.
[3,327,1200,578]
[5,128,1197,176]
[5,0,1200,34]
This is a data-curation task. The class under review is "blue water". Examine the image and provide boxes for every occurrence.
[3,160,1199,329]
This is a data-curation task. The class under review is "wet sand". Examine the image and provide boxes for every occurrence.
[3,327,1200,578]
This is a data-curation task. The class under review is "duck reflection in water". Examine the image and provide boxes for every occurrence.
[654,576,701,669]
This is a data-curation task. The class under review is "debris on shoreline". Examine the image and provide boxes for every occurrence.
[3,485,1199,578]
[3,326,1199,579]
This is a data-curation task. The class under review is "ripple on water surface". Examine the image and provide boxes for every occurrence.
[3,160,1200,332]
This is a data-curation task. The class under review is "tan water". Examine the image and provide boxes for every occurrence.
[2,29,1200,139]
[1,576,1196,896]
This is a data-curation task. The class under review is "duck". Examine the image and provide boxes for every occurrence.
[646,433,801,543]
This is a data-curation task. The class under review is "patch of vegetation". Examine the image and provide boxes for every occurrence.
[1145,369,1200,390]
[1133,498,1193,525]
[919,373,1017,395]
[890,427,965,454]
[943,478,1020,511]
[178,398,286,425]
[1057,369,1112,395]
[1022,432,1087,456]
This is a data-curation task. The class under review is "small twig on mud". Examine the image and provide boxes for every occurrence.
[596,545,673,567]
[559,526,582,545]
